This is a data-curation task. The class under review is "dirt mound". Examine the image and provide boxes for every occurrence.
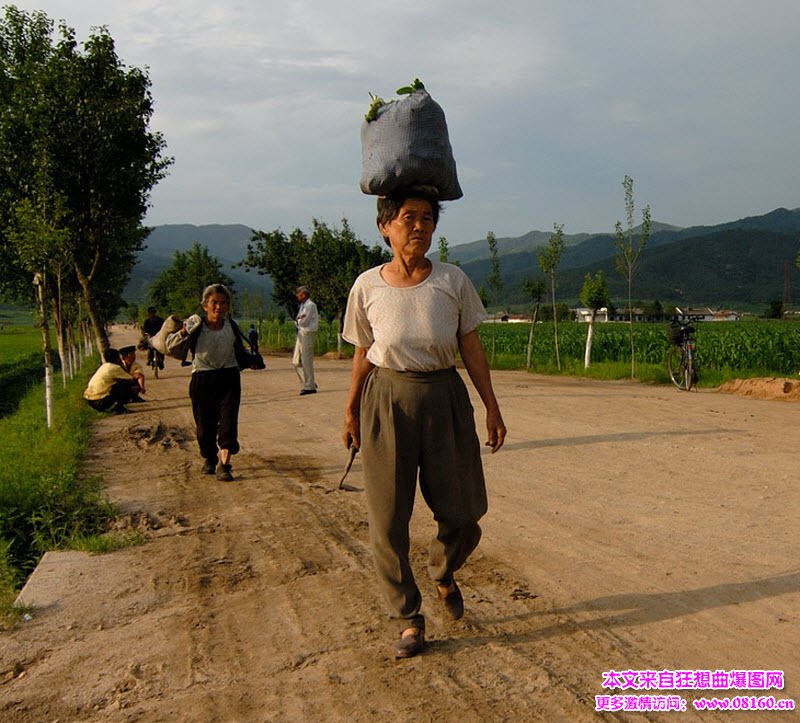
[717,376,800,401]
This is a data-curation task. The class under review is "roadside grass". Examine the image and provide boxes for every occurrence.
[71,529,146,554]
[0,326,58,418]
[0,359,139,628]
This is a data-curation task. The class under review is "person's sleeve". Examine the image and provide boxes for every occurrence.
[457,269,488,336]
[165,329,190,359]
[342,281,374,348]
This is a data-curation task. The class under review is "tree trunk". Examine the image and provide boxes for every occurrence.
[526,302,540,370]
[337,308,344,357]
[551,274,561,371]
[627,276,635,378]
[75,263,109,355]
[33,273,55,429]
[584,309,597,369]
[51,298,68,388]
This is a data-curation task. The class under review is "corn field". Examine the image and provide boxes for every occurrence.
[476,320,800,375]
[250,318,800,377]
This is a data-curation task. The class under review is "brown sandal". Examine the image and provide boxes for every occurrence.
[437,579,464,620]
[393,627,424,659]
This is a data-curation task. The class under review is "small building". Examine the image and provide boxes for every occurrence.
[610,307,646,322]
[674,307,739,322]
[574,307,611,323]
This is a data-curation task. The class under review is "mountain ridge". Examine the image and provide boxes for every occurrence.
[126,207,800,309]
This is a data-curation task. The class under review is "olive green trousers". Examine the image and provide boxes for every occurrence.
[360,366,487,632]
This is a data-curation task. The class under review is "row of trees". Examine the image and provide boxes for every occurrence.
[143,220,391,355]
[481,175,651,375]
[0,6,171,424]
[237,219,390,353]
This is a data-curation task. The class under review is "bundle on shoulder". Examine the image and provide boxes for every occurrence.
[360,79,462,201]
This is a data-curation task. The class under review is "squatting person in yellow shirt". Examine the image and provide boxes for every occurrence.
[83,347,142,415]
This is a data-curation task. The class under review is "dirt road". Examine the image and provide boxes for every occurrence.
[1,327,799,721]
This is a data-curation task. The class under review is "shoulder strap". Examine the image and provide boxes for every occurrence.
[229,318,247,345]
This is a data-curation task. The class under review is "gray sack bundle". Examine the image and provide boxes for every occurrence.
[360,89,463,201]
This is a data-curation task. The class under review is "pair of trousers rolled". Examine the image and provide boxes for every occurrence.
[360,366,487,631]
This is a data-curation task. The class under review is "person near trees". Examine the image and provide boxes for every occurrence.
[165,284,247,482]
[83,348,142,415]
[342,187,507,659]
[142,306,165,371]
[119,345,146,402]
[247,323,259,353]
[293,285,319,395]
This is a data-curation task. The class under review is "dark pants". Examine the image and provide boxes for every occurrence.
[189,367,241,464]
[86,379,139,412]
[360,367,487,633]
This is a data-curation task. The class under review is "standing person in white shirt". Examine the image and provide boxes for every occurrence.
[341,188,506,659]
[293,285,319,395]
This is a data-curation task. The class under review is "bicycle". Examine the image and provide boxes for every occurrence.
[667,317,699,391]
[139,334,164,379]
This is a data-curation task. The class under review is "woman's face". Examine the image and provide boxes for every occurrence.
[379,198,436,260]
[203,291,230,324]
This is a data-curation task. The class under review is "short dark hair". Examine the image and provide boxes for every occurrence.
[103,348,121,364]
[376,187,442,246]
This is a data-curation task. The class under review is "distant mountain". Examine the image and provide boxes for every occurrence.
[125,208,800,311]
[446,221,681,266]
[143,223,254,259]
[124,223,271,304]
[457,207,800,309]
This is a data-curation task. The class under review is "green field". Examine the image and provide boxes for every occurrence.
[252,317,800,385]
[0,326,56,418]
[476,319,800,375]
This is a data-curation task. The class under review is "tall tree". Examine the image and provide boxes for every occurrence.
[485,231,504,309]
[485,231,503,365]
[239,218,389,352]
[239,228,306,315]
[522,276,546,370]
[301,218,388,353]
[148,243,234,317]
[614,175,651,378]
[437,235,450,263]
[0,7,172,354]
[537,223,565,370]
[579,270,610,369]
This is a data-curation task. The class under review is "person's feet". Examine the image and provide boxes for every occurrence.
[202,459,217,475]
[393,627,424,659]
[437,578,464,620]
[215,462,233,481]
[299,389,317,396]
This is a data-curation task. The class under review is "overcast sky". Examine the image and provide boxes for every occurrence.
[9,0,800,247]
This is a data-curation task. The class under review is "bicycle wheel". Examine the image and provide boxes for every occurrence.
[667,346,691,391]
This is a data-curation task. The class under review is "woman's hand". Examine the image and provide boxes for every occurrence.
[342,346,374,450]
[343,408,360,450]
[485,406,506,453]
[458,330,506,453]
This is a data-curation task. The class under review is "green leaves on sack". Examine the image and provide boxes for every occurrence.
[364,78,426,121]
[364,92,385,122]
[396,78,425,95]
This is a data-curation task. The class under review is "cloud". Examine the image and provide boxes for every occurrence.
[7,0,800,245]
